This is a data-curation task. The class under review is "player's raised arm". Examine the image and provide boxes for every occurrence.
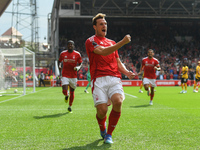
[94,34,131,56]
[116,58,135,79]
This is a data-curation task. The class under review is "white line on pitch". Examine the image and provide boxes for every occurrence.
[0,95,24,104]
[0,87,53,104]
[124,93,138,98]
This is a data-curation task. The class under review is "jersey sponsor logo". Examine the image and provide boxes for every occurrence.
[64,59,76,63]
[145,63,154,67]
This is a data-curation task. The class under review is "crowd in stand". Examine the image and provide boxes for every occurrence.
[59,19,200,80]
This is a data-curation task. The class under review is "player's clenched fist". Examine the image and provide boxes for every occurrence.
[122,34,131,44]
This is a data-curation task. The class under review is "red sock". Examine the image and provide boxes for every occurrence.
[69,91,74,106]
[96,115,107,131]
[150,93,154,100]
[107,109,121,136]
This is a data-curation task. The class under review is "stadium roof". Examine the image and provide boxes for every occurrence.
[0,0,12,17]
[76,0,200,18]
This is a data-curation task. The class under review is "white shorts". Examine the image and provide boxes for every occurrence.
[143,78,157,87]
[91,76,125,107]
[61,77,77,89]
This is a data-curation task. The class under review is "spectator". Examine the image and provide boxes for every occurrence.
[39,71,45,87]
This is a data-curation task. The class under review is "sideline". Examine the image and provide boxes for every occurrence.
[124,93,138,98]
[0,87,53,104]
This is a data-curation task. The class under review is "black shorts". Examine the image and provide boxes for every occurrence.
[195,77,200,82]
[181,78,188,83]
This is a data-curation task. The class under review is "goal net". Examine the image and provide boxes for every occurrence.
[0,47,35,95]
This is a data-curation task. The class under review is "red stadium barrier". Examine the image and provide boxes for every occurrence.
[12,80,192,87]
[12,81,34,87]
[76,80,192,87]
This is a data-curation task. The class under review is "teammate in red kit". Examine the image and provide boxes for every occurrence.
[138,49,161,105]
[85,13,135,144]
[58,40,83,113]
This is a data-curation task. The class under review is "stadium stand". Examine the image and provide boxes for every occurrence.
[58,18,200,80]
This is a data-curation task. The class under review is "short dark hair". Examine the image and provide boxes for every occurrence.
[67,40,74,45]
[92,13,106,25]
[148,49,154,53]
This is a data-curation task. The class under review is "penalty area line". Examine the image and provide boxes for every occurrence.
[0,87,53,104]
[0,95,24,104]
[124,93,138,98]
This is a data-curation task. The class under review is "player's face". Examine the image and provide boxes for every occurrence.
[148,51,154,58]
[93,18,107,37]
[67,43,74,51]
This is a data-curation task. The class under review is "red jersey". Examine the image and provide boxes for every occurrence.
[59,50,82,78]
[142,57,159,79]
[85,35,121,80]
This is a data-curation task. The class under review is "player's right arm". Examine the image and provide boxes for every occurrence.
[94,34,131,56]
[58,52,64,71]
[138,62,144,75]
[58,61,62,71]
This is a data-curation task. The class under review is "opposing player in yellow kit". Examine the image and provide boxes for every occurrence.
[193,61,200,93]
[180,62,188,93]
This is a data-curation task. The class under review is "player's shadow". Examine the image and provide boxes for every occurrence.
[130,104,150,108]
[62,139,111,150]
[33,112,68,119]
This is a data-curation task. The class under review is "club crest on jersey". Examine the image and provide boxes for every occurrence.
[92,41,97,46]
[100,41,103,44]
[73,55,75,59]
[92,41,99,48]
[94,94,99,101]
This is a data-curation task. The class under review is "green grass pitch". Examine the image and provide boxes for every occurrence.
[0,86,200,150]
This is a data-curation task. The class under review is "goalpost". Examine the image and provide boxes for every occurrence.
[0,50,4,96]
[0,47,35,95]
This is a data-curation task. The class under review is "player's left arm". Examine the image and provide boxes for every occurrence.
[116,58,135,79]
[154,60,161,71]
[74,62,83,71]
[154,64,161,71]
[74,54,83,71]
